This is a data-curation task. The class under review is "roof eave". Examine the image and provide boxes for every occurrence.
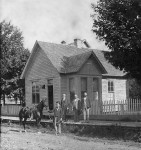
[102,74,127,79]
[91,51,107,74]
[20,40,39,79]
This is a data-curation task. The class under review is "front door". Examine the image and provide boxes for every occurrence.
[48,85,53,110]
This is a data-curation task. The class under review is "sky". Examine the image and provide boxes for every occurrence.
[1,0,108,51]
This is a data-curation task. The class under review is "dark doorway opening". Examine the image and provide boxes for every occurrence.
[48,85,53,110]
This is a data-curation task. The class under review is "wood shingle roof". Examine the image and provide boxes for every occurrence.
[37,41,125,77]
[21,40,126,78]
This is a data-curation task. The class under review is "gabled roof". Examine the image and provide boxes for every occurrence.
[60,51,106,73]
[37,41,125,76]
[21,41,126,78]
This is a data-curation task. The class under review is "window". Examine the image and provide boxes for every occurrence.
[108,81,114,92]
[69,78,75,102]
[32,82,40,104]
[81,77,87,98]
[108,81,114,101]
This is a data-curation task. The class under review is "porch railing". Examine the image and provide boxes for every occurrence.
[102,99,141,115]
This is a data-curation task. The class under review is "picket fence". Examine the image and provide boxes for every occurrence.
[1,104,22,116]
[1,99,141,117]
[102,99,141,115]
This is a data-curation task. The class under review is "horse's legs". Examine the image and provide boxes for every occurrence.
[19,117,23,132]
[23,117,27,132]
[36,111,42,128]
[19,117,22,126]
[36,118,41,128]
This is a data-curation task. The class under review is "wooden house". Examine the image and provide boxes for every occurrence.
[21,40,128,115]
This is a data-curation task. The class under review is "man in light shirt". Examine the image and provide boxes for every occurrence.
[82,92,91,121]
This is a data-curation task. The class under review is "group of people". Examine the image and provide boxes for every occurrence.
[53,92,91,135]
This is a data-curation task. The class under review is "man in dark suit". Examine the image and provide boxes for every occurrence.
[73,94,81,122]
[82,92,91,121]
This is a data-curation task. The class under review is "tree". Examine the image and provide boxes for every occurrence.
[0,20,30,104]
[91,0,141,84]
[128,79,141,98]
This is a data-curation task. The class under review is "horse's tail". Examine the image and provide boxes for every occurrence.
[19,108,22,117]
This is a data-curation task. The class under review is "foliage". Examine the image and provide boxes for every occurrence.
[0,20,30,103]
[128,79,141,98]
[91,0,141,84]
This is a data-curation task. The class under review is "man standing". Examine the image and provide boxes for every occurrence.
[82,92,91,122]
[73,94,81,122]
[54,101,62,135]
[61,94,68,121]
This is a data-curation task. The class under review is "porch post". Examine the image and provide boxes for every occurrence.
[75,76,81,99]
[87,77,93,115]
[98,77,103,114]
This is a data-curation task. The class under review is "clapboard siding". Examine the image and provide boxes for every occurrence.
[114,79,127,101]
[53,77,61,105]
[25,79,32,106]
[78,58,102,75]
[60,75,68,96]
[25,46,60,106]
[26,47,59,80]
[102,78,127,102]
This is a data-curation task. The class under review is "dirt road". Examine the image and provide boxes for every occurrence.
[1,123,141,150]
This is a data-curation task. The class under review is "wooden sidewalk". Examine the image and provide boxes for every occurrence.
[1,115,141,128]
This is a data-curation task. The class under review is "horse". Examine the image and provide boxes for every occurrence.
[19,99,48,131]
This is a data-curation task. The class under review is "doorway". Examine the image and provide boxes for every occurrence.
[48,85,53,110]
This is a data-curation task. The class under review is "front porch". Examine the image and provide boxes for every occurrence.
[61,74,103,116]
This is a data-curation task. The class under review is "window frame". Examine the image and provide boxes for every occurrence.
[108,80,114,93]
[32,81,40,104]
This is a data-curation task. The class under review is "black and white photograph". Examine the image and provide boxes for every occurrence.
[1,0,141,150]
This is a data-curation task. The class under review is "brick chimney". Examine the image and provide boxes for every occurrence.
[61,40,66,44]
[74,39,78,47]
